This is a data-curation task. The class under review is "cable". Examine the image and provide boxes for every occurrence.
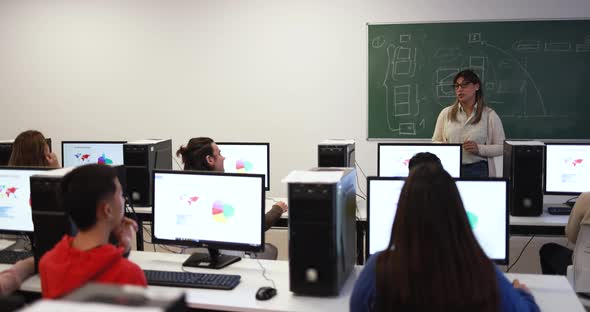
[354,160,368,198]
[506,235,535,272]
[256,259,276,289]
[173,157,184,170]
[265,196,279,203]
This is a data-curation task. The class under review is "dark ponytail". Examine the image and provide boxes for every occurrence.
[176,137,215,171]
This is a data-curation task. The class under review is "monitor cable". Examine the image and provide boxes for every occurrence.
[506,235,535,272]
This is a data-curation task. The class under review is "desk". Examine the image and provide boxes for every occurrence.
[510,204,569,236]
[11,251,586,311]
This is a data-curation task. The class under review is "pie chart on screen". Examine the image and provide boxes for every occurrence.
[212,200,235,223]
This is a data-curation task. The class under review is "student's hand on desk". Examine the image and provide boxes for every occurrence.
[463,141,479,155]
[113,217,138,252]
[512,279,531,294]
[275,201,288,213]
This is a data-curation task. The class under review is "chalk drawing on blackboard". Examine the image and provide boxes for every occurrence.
[584,35,590,44]
[576,43,590,52]
[483,41,547,116]
[435,68,459,99]
[391,47,417,77]
[414,84,421,117]
[469,56,486,82]
[419,119,425,128]
[394,85,411,116]
[544,42,572,52]
[468,33,482,43]
[399,123,416,135]
[400,34,411,43]
[486,82,496,90]
[512,40,541,52]
[499,59,513,68]
[372,36,386,48]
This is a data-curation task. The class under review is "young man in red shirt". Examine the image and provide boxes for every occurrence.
[39,164,146,298]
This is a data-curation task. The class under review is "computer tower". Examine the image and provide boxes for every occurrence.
[0,138,52,166]
[503,141,545,216]
[288,168,356,296]
[318,140,355,168]
[30,168,76,272]
[124,139,172,206]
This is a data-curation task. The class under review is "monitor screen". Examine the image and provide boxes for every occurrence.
[216,143,270,190]
[378,143,462,178]
[152,170,264,251]
[0,167,52,233]
[368,178,508,263]
[62,141,126,168]
[545,143,590,195]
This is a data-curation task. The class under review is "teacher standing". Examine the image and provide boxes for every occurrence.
[432,69,505,178]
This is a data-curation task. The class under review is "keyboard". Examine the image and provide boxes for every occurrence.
[548,206,572,215]
[0,250,33,264]
[144,270,241,290]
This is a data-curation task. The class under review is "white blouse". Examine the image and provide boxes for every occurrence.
[432,103,506,175]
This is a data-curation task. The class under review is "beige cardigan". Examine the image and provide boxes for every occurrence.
[566,192,590,244]
[432,105,506,177]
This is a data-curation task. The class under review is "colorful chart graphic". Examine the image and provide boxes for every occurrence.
[178,195,200,206]
[402,159,410,167]
[570,159,584,167]
[467,211,479,229]
[236,159,254,173]
[0,186,18,199]
[212,200,235,223]
[75,153,91,162]
[97,154,114,165]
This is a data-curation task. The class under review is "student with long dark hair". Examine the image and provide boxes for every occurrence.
[350,163,539,312]
[432,69,505,178]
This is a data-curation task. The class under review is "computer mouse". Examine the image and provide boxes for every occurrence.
[255,286,277,301]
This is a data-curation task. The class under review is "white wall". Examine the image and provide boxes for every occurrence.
[0,0,587,197]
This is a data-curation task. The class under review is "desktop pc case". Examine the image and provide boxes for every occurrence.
[318,141,355,168]
[0,138,52,166]
[124,139,172,206]
[30,168,76,272]
[288,168,357,296]
[503,141,545,217]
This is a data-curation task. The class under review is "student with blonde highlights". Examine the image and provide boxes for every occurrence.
[432,69,505,177]
[8,130,59,168]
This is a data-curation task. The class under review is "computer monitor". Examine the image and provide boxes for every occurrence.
[215,142,270,191]
[152,170,265,269]
[367,177,508,264]
[545,143,590,195]
[0,167,53,234]
[62,141,126,168]
[378,143,462,178]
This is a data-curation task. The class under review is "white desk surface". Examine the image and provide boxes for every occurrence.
[10,251,584,312]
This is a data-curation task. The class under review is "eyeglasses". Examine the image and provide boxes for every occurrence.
[454,81,473,89]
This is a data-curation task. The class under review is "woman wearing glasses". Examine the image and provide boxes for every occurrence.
[432,69,505,178]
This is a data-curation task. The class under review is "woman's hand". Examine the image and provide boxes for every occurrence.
[463,141,479,155]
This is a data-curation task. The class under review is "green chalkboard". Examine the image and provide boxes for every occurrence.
[368,20,590,139]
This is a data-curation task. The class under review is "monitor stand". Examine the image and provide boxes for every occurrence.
[182,248,241,269]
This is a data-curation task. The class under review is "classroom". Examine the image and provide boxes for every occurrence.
[0,0,588,311]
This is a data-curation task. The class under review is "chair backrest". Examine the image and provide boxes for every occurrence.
[573,223,590,292]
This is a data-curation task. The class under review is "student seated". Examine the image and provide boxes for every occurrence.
[8,130,59,168]
[39,164,146,298]
[0,130,59,295]
[177,137,286,259]
[539,192,590,275]
[177,137,287,230]
[350,163,540,312]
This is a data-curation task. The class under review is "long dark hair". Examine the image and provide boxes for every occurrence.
[449,69,486,124]
[375,163,499,312]
[8,130,50,167]
[176,137,215,171]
